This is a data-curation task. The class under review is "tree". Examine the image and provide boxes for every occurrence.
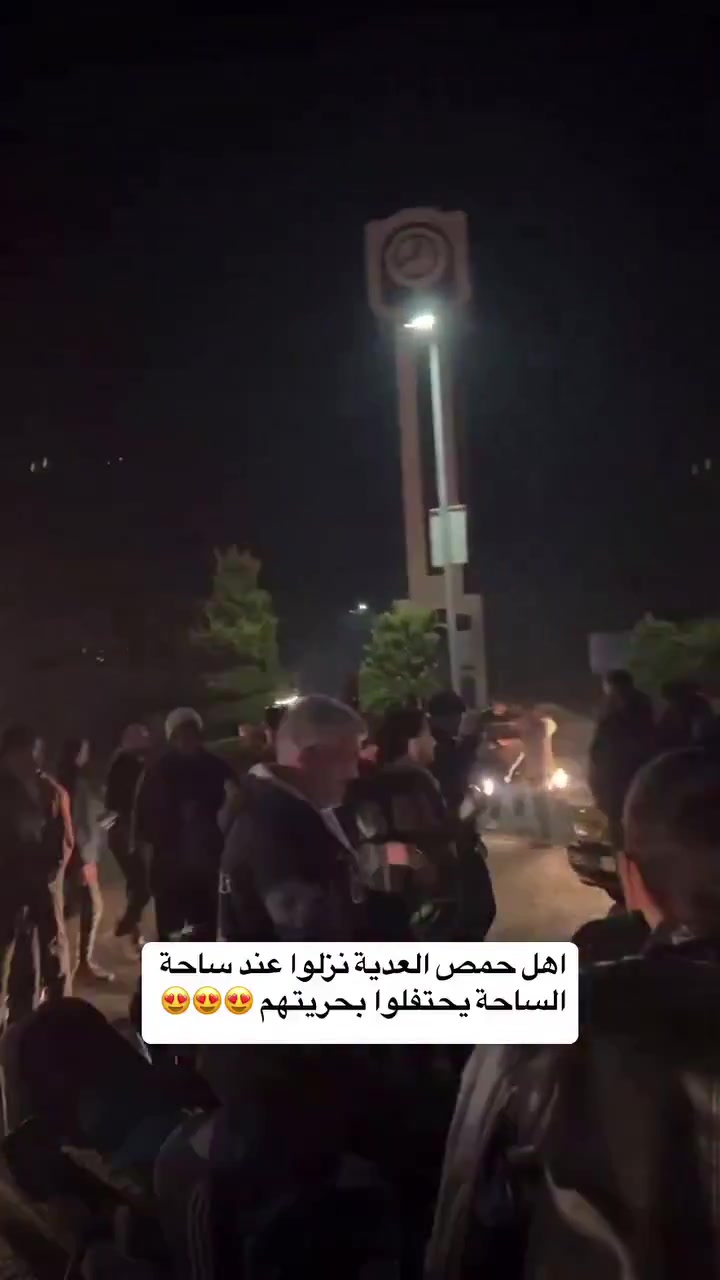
[628,613,720,696]
[193,548,283,728]
[359,605,441,714]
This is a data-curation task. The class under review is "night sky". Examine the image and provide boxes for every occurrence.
[2,10,719,705]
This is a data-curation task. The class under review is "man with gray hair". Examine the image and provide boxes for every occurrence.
[219,695,369,942]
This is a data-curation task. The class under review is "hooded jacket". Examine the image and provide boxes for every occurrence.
[428,931,720,1280]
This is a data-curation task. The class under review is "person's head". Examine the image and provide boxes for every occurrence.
[428,690,466,739]
[603,668,636,709]
[0,725,38,780]
[121,723,151,755]
[264,703,287,749]
[275,695,365,809]
[620,747,720,935]
[164,707,204,754]
[376,707,435,769]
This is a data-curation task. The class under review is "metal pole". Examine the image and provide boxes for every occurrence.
[428,337,461,693]
[395,338,428,602]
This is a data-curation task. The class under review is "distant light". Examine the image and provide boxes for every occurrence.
[404,312,436,332]
[42,457,48,469]
[118,456,124,463]
[30,461,37,473]
[353,602,369,614]
[549,767,569,791]
[481,776,496,797]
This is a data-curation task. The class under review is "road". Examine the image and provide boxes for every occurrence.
[86,833,608,1022]
[486,833,607,940]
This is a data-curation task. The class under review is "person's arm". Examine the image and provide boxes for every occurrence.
[104,755,124,816]
[130,765,153,854]
[57,783,75,867]
[427,1043,552,1279]
[72,777,95,854]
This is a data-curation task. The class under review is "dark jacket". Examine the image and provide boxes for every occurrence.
[105,749,145,824]
[134,748,234,889]
[428,931,720,1280]
[432,730,477,815]
[589,694,656,826]
[348,762,495,942]
[349,761,454,884]
[657,694,716,753]
[219,766,368,943]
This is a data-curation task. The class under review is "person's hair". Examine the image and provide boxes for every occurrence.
[165,707,203,741]
[624,747,720,934]
[57,737,87,798]
[264,704,287,735]
[0,724,36,757]
[606,669,635,693]
[275,695,365,756]
[427,690,466,719]
[375,706,427,767]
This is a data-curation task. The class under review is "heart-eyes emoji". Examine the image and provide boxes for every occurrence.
[193,986,222,1014]
[162,987,189,1014]
[225,986,253,1014]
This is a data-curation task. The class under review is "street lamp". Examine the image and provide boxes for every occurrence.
[403,309,461,693]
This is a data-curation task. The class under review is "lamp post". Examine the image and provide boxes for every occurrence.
[404,312,461,693]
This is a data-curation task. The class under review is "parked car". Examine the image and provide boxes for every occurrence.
[566,805,622,903]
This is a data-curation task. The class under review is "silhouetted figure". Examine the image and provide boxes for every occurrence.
[589,669,656,849]
[133,708,234,941]
[58,737,114,984]
[106,723,152,948]
[657,680,715,752]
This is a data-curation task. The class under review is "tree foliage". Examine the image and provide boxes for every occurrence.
[628,613,720,696]
[359,606,441,714]
[193,547,283,727]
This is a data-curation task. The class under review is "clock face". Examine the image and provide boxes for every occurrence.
[383,225,449,289]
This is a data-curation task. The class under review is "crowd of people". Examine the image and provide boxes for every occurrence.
[0,676,717,1277]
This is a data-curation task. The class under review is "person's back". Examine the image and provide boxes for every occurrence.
[589,671,656,845]
[134,708,234,939]
[525,933,720,1279]
[429,746,720,1280]
[428,690,473,814]
[657,682,715,753]
[106,746,146,825]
